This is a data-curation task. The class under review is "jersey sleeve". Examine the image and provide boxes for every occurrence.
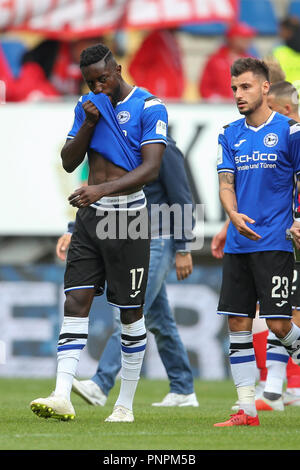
[216,125,235,174]
[140,98,168,147]
[67,97,85,139]
[288,120,300,175]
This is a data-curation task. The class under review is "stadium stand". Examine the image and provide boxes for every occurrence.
[0,38,27,77]
[288,0,300,18]
[180,0,278,36]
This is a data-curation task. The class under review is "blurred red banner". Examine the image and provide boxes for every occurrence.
[0,0,239,39]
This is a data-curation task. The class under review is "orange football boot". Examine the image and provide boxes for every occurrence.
[214,409,260,427]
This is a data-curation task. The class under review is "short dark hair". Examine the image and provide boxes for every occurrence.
[269,80,299,108]
[80,43,113,68]
[231,57,270,82]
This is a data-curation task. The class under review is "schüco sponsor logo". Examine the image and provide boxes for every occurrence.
[235,152,278,164]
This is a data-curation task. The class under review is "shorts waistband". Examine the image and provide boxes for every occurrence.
[90,190,146,211]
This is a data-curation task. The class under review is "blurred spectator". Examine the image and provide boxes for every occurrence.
[0,36,102,102]
[128,29,185,100]
[272,17,300,85]
[21,37,102,96]
[0,39,59,102]
[263,56,286,84]
[198,22,257,102]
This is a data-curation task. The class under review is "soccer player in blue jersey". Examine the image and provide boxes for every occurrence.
[214,57,300,427]
[30,43,168,423]
[57,135,199,409]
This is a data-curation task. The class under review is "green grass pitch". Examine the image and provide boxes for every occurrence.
[1,377,300,451]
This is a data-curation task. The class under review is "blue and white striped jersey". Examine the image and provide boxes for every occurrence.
[67,86,168,172]
[217,111,300,253]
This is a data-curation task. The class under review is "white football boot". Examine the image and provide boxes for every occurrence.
[152,392,199,407]
[30,392,75,421]
[283,390,300,407]
[255,395,284,411]
[72,379,107,406]
[105,405,134,422]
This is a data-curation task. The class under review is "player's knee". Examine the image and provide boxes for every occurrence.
[266,318,292,338]
[120,307,143,324]
[228,315,252,332]
[64,291,92,317]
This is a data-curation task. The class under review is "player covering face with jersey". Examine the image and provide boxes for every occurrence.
[214,57,300,427]
[81,50,122,107]
[30,43,168,423]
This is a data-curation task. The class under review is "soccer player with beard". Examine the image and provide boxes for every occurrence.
[212,81,300,413]
[30,43,168,423]
[254,81,300,411]
[214,58,300,427]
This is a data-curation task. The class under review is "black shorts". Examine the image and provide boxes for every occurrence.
[64,193,150,308]
[217,251,294,319]
[292,264,300,309]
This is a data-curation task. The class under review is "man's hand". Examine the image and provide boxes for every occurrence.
[290,220,300,249]
[230,211,261,241]
[56,233,72,261]
[68,185,106,207]
[83,100,101,125]
[175,253,193,281]
[211,220,229,259]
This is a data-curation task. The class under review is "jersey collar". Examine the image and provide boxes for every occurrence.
[244,111,276,132]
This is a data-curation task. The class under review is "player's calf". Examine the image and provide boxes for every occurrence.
[105,312,146,421]
[267,320,300,365]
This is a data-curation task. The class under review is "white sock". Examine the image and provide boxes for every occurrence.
[280,322,300,351]
[286,387,300,396]
[229,331,257,416]
[54,316,89,399]
[115,317,147,411]
[265,331,288,395]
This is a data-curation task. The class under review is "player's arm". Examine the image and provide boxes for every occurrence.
[56,221,74,261]
[56,233,72,261]
[69,99,168,207]
[211,219,230,259]
[61,100,100,173]
[218,172,261,241]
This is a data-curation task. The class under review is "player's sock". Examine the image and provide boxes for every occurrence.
[229,331,257,416]
[264,331,288,397]
[278,322,300,362]
[115,316,147,411]
[54,316,89,400]
[253,330,268,382]
[286,357,300,389]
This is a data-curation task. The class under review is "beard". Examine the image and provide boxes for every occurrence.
[238,94,263,116]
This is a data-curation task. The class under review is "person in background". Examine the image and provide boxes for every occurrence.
[198,22,257,102]
[128,29,185,101]
[272,17,300,86]
[0,39,59,102]
[263,57,286,84]
[0,37,103,102]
